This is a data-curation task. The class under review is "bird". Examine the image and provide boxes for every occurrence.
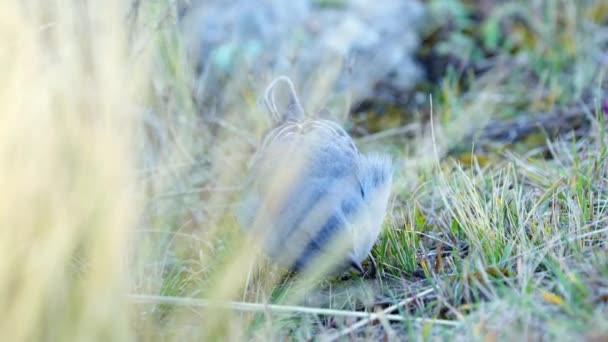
[237,76,392,274]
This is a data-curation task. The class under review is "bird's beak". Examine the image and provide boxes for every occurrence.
[350,259,365,275]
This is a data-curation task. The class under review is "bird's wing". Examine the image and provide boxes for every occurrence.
[240,119,364,268]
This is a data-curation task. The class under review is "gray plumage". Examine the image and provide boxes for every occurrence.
[237,77,392,273]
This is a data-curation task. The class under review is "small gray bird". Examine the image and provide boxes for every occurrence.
[237,77,392,274]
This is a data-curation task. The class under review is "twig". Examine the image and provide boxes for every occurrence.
[467,104,592,145]
[126,291,458,328]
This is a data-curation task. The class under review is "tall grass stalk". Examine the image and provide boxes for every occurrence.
[0,1,146,340]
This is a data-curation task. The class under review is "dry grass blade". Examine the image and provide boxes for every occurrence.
[357,122,421,143]
[127,290,458,326]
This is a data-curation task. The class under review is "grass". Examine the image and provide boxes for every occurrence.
[2,0,608,340]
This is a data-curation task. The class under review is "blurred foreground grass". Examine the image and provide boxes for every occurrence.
[1,0,607,340]
[0,1,144,340]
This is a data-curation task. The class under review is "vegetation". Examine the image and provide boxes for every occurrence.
[1,0,607,340]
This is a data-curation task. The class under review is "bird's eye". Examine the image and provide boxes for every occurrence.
[359,182,365,198]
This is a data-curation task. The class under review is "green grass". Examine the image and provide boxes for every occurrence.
[2,0,608,340]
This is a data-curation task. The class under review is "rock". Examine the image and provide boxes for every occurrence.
[179,0,425,110]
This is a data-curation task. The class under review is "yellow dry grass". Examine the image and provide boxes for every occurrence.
[0,1,146,340]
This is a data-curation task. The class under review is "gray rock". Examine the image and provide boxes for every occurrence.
[180,0,425,109]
